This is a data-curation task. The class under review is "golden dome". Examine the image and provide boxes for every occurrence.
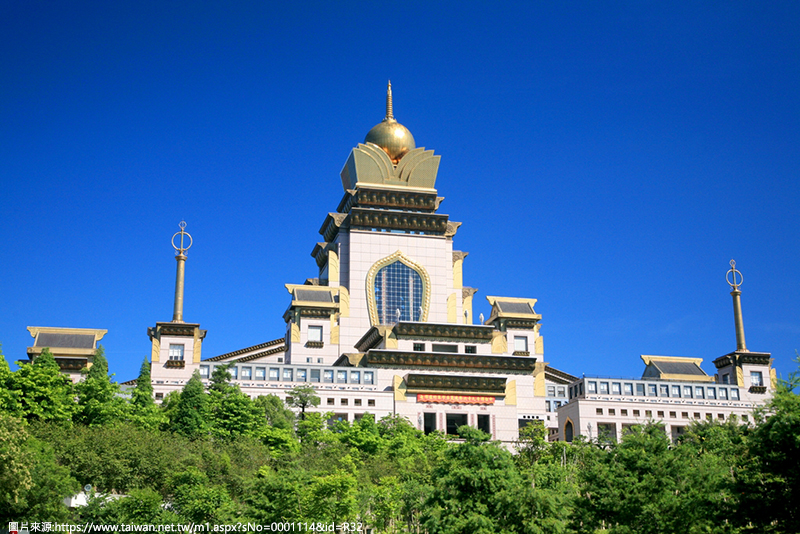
[365,81,416,164]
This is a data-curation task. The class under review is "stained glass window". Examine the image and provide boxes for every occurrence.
[374,261,423,324]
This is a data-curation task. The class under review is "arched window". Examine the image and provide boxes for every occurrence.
[564,420,574,442]
[375,261,423,324]
[366,251,430,326]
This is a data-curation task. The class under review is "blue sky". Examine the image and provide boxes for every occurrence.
[2,2,798,383]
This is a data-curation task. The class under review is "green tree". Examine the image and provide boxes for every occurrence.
[0,345,20,414]
[204,362,263,440]
[128,358,166,430]
[422,426,532,534]
[737,354,800,533]
[255,394,296,430]
[286,385,320,419]
[8,348,76,423]
[75,346,127,426]
[170,371,208,439]
[0,415,77,523]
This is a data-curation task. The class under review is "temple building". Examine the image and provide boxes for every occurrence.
[146,85,774,444]
[21,326,107,383]
[148,83,575,444]
[556,260,776,442]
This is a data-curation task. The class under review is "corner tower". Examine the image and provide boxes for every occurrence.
[147,222,206,397]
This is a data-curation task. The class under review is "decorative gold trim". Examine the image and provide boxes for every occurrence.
[505,380,517,405]
[393,375,407,401]
[366,251,431,326]
[165,360,185,369]
[365,350,536,373]
[405,374,506,393]
[328,250,340,285]
[151,337,161,363]
[491,331,507,354]
[534,335,544,355]
[447,293,457,323]
[533,362,546,396]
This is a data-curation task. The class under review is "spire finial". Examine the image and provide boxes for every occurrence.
[171,221,193,323]
[726,259,747,352]
[385,80,394,121]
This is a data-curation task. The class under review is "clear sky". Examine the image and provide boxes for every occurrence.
[2,2,798,384]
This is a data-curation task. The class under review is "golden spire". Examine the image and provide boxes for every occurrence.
[386,80,394,121]
[171,221,193,323]
[726,259,747,352]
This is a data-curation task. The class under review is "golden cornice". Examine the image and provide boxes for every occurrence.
[452,251,469,265]
[462,287,478,299]
[366,251,431,326]
[393,321,494,342]
[445,221,461,237]
[149,322,206,340]
[349,208,449,234]
[364,350,536,372]
[405,373,507,393]
[28,326,107,340]
[355,325,395,353]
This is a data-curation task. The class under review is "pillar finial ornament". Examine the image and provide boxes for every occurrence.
[171,221,193,323]
[386,80,394,121]
[726,259,747,352]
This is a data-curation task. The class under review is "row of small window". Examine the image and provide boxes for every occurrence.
[582,381,741,401]
[199,365,374,385]
[546,385,567,398]
[412,343,477,354]
[595,407,749,422]
[325,398,376,407]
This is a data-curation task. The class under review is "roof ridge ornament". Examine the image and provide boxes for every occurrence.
[385,80,394,121]
[726,259,747,352]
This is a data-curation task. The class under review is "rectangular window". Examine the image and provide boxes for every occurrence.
[465,345,477,354]
[283,368,293,382]
[230,367,238,379]
[718,413,725,420]
[645,410,652,418]
[587,381,597,393]
[169,344,185,361]
[364,372,374,385]
[706,413,713,421]
[671,385,681,397]
[297,369,307,382]
[446,413,468,435]
[341,398,348,406]
[621,409,628,416]
[578,383,584,395]
[199,365,209,378]
[269,368,279,381]
[670,411,676,418]
[367,399,375,407]
[659,385,669,397]
[477,414,491,434]
[155,392,163,400]
[306,357,312,363]
[608,408,616,416]
[424,413,437,434]
[633,410,640,417]
[255,367,265,380]
[657,411,665,418]
[682,412,689,419]
[337,370,348,383]
[707,387,716,399]
[719,388,728,400]
[636,384,646,396]
[547,386,556,397]
[694,412,701,419]
[695,386,705,399]
[648,384,658,396]
[432,343,458,353]
[683,385,693,398]
[317,358,323,363]
[612,382,621,394]
[350,371,360,384]
[514,336,528,352]
[323,370,334,383]
[308,325,323,342]
[596,408,603,415]
[722,373,730,384]
[310,369,321,383]
[624,383,633,395]
[600,382,609,394]
[327,398,335,406]
[750,371,763,387]
[546,400,552,412]
[413,343,425,351]
[731,389,739,400]
[241,367,252,380]
[742,414,748,422]
[354,399,362,406]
